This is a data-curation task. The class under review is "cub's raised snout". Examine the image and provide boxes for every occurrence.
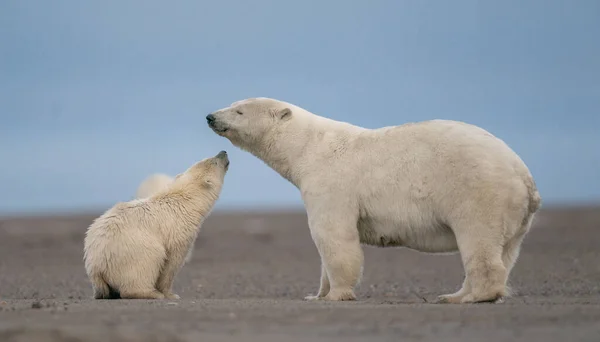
[83,151,230,300]
[216,150,229,168]
[206,114,215,123]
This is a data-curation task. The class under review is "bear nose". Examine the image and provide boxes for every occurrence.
[206,114,215,123]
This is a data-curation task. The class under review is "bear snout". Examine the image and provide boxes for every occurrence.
[216,150,229,167]
[206,113,229,133]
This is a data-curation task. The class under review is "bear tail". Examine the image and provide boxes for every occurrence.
[91,272,119,299]
[518,173,542,234]
[526,176,542,214]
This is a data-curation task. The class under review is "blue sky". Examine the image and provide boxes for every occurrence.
[1,0,599,214]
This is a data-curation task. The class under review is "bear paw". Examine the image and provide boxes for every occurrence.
[165,293,181,300]
[436,293,464,304]
[304,294,325,301]
[323,290,356,301]
[460,293,504,304]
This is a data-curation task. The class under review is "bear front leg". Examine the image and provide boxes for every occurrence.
[156,250,187,300]
[304,263,330,300]
[305,200,363,301]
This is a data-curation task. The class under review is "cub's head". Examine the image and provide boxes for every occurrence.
[206,97,293,149]
[173,150,229,194]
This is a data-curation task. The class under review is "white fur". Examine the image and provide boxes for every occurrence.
[135,173,174,199]
[134,173,194,264]
[84,152,229,299]
[208,97,542,304]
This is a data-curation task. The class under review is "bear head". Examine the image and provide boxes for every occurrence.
[206,97,293,150]
[172,150,230,195]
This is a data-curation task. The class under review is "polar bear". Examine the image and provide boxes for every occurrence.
[83,151,229,299]
[206,97,541,304]
[134,173,195,264]
[135,173,174,199]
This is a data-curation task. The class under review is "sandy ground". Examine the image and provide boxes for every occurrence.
[0,207,599,342]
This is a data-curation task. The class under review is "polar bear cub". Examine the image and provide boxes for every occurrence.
[134,173,195,264]
[83,151,229,299]
[206,97,541,304]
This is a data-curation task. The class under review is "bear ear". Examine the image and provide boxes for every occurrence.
[277,107,292,121]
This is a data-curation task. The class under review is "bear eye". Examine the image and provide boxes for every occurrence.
[236,110,243,115]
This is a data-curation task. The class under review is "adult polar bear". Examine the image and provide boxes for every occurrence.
[206,97,541,304]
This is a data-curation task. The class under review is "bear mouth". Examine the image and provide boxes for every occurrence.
[209,122,229,133]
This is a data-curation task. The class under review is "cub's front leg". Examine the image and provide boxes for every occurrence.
[156,246,188,300]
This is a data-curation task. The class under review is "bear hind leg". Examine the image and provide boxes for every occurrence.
[457,235,507,304]
[90,273,114,300]
[438,221,508,304]
[116,275,164,299]
[118,272,165,299]
[111,255,165,300]
[119,288,165,299]
[501,215,534,296]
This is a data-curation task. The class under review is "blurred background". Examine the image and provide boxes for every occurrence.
[1,0,598,216]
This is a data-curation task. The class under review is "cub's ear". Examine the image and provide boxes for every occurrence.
[277,107,292,121]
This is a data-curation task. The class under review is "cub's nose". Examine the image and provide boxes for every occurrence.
[206,114,215,123]
[217,150,227,158]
